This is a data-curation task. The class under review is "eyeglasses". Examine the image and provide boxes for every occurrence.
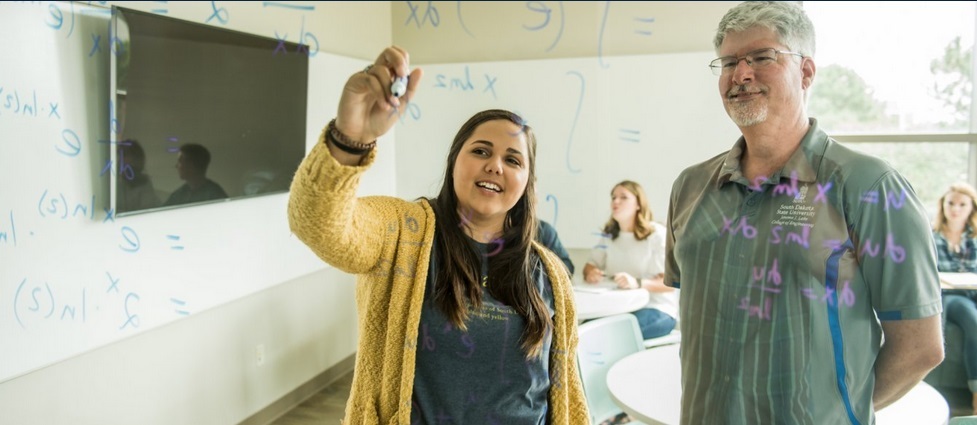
[709,48,804,76]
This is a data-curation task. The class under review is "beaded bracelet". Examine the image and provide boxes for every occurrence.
[327,118,376,155]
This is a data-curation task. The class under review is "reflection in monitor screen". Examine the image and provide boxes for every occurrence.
[111,7,308,216]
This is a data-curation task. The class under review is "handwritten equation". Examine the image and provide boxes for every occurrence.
[268,1,319,57]
[432,65,499,99]
[27,189,190,253]
[721,175,917,321]
[720,185,909,263]
[0,82,83,159]
[0,210,17,247]
[0,85,62,120]
[11,272,193,332]
[401,1,657,65]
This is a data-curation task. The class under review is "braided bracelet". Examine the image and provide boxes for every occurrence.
[327,118,376,154]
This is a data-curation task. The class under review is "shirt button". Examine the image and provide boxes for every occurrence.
[724,375,730,382]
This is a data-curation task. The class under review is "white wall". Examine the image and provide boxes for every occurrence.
[0,268,357,425]
[0,2,391,424]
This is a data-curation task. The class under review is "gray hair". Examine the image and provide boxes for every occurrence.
[713,1,816,58]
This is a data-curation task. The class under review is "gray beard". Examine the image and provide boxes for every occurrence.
[729,104,768,127]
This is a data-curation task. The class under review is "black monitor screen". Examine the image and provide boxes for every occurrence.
[111,6,308,216]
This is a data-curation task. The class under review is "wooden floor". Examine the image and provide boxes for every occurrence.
[269,370,353,425]
[267,372,975,424]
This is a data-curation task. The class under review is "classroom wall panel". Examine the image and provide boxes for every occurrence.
[0,0,386,392]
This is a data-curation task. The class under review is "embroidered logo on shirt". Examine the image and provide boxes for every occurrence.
[792,184,809,204]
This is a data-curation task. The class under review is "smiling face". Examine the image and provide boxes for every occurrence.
[451,119,531,229]
[718,26,812,128]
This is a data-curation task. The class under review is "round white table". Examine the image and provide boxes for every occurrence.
[606,344,681,425]
[875,380,948,425]
[573,285,650,321]
[606,344,949,425]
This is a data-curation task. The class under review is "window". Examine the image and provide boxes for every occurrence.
[805,1,977,217]
[844,140,969,219]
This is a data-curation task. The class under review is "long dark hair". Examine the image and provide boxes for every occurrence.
[427,109,551,359]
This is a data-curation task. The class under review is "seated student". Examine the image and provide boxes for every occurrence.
[117,139,161,213]
[287,46,588,424]
[163,143,228,206]
[934,182,977,414]
[538,219,574,276]
[583,180,678,340]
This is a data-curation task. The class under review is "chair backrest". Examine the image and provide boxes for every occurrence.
[576,314,646,424]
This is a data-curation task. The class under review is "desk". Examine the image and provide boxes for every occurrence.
[573,286,650,321]
[875,381,948,425]
[606,344,681,425]
[606,345,949,425]
[941,272,977,290]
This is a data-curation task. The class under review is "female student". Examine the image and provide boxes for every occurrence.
[287,46,588,425]
[934,182,977,414]
[583,181,678,340]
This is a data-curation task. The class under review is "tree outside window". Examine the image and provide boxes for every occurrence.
[805,2,976,218]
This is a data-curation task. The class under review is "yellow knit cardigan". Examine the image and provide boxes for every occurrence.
[287,131,590,424]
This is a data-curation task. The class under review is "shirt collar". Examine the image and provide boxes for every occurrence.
[715,118,829,189]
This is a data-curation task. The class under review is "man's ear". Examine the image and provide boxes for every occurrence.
[801,57,816,90]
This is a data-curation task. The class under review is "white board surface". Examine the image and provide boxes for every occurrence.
[396,53,740,248]
[0,2,385,383]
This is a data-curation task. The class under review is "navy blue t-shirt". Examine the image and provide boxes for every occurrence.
[410,236,555,425]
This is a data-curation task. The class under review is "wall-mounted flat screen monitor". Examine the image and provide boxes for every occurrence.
[110,6,308,216]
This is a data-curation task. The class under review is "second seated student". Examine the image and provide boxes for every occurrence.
[583,180,678,339]
[933,182,977,414]
[287,46,588,424]
[665,2,943,423]
[116,139,161,213]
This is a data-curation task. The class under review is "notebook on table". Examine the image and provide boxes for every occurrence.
[940,272,977,289]
[573,280,622,293]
